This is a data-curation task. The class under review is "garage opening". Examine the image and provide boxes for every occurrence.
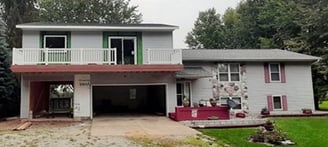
[92,85,166,116]
[30,81,74,118]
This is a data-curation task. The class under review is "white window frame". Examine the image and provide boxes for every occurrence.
[108,36,137,65]
[43,35,67,48]
[176,81,192,106]
[272,95,283,110]
[269,63,281,82]
[218,63,240,82]
[219,96,242,110]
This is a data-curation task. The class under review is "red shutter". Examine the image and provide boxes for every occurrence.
[280,63,286,83]
[267,95,273,111]
[264,63,270,83]
[282,95,288,111]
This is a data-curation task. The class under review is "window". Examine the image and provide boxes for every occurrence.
[218,64,240,82]
[269,63,280,82]
[273,96,282,110]
[176,81,191,106]
[220,97,241,109]
[44,35,67,48]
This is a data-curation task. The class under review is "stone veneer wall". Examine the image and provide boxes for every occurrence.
[211,64,249,113]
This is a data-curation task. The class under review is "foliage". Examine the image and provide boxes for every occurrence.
[186,0,328,108]
[201,117,328,147]
[319,100,328,110]
[0,17,18,117]
[0,0,39,48]
[185,8,225,49]
[38,0,142,24]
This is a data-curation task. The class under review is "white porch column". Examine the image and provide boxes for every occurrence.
[73,74,91,119]
[20,76,30,118]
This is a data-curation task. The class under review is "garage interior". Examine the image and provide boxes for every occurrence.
[92,85,166,116]
[29,81,74,118]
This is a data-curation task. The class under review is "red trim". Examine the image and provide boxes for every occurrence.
[11,64,184,73]
[282,95,288,111]
[267,95,273,111]
[280,63,286,83]
[264,63,270,83]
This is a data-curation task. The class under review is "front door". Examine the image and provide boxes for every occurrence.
[109,37,136,64]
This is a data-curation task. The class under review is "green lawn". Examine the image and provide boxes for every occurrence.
[319,101,328,110]
[200,117,328,147]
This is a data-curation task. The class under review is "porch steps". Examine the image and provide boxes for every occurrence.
[181,119,266,128]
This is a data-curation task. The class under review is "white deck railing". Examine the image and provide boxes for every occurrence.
[146,49,182,64]
[12,48,117,65]
[12,48,182,65]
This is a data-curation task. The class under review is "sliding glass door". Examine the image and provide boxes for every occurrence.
[109,37,136,64]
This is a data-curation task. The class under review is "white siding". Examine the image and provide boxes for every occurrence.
[142,32,173,63]
[71,31,102,48]
[22,30,39,48]
[91,73,177,115]
[247,63,315,113]
[20,76,30,118]
[191,77,213,102]
[74,74,91,118]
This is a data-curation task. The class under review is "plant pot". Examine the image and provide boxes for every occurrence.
[261,111,270,115]
[236,112,246,118]
[182,101,190,107]
[302,109,312,114]
[210,102,217,107]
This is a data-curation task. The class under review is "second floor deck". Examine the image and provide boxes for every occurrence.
[12,48,182,65]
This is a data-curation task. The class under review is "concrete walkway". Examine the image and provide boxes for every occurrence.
[90,116,199,137]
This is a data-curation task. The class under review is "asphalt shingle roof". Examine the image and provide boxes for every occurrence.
[16,22,178,31]
[17,22,178,28]
[177,66,212,79]
[182,49,319,62]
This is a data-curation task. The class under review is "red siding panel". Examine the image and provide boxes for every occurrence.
[280,63,286,83]
[282,95,288,111]
[264,63,270,83]
[267,95,273,111]
[11,65,183,73]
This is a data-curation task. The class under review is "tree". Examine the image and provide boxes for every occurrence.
[0,0,39,48]
[39,0,142,24]
[0,17,17,103]
[185,8,225,49]
[186,0,328,109]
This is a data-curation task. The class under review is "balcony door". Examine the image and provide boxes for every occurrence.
[108,37,136,64]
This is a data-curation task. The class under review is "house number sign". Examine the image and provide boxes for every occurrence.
[79,79,90,86]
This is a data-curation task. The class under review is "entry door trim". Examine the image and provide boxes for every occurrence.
[108,36,137,65]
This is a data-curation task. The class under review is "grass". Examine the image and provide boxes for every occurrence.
[319,101,328,110]
[128,134,227,147]
[200,117,328,147]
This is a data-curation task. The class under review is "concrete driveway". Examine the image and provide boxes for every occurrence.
[90,115,199,137]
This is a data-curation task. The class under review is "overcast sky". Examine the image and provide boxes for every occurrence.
[129,0,241,48]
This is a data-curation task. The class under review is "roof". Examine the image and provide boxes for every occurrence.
[182,49,320,62]
[177,66,212,79]
[16,22,179,31]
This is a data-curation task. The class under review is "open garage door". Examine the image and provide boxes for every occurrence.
[92,85,166,116]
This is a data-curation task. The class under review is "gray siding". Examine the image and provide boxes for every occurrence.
[247,63,315,113]
[142,32,173,63]
[22,31,39,48]
[71,31,102,48]
[191,77,213,102]
[183,62,215,103]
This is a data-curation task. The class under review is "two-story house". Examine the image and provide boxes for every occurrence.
[12,22,183,119]
[12,22,319,120]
